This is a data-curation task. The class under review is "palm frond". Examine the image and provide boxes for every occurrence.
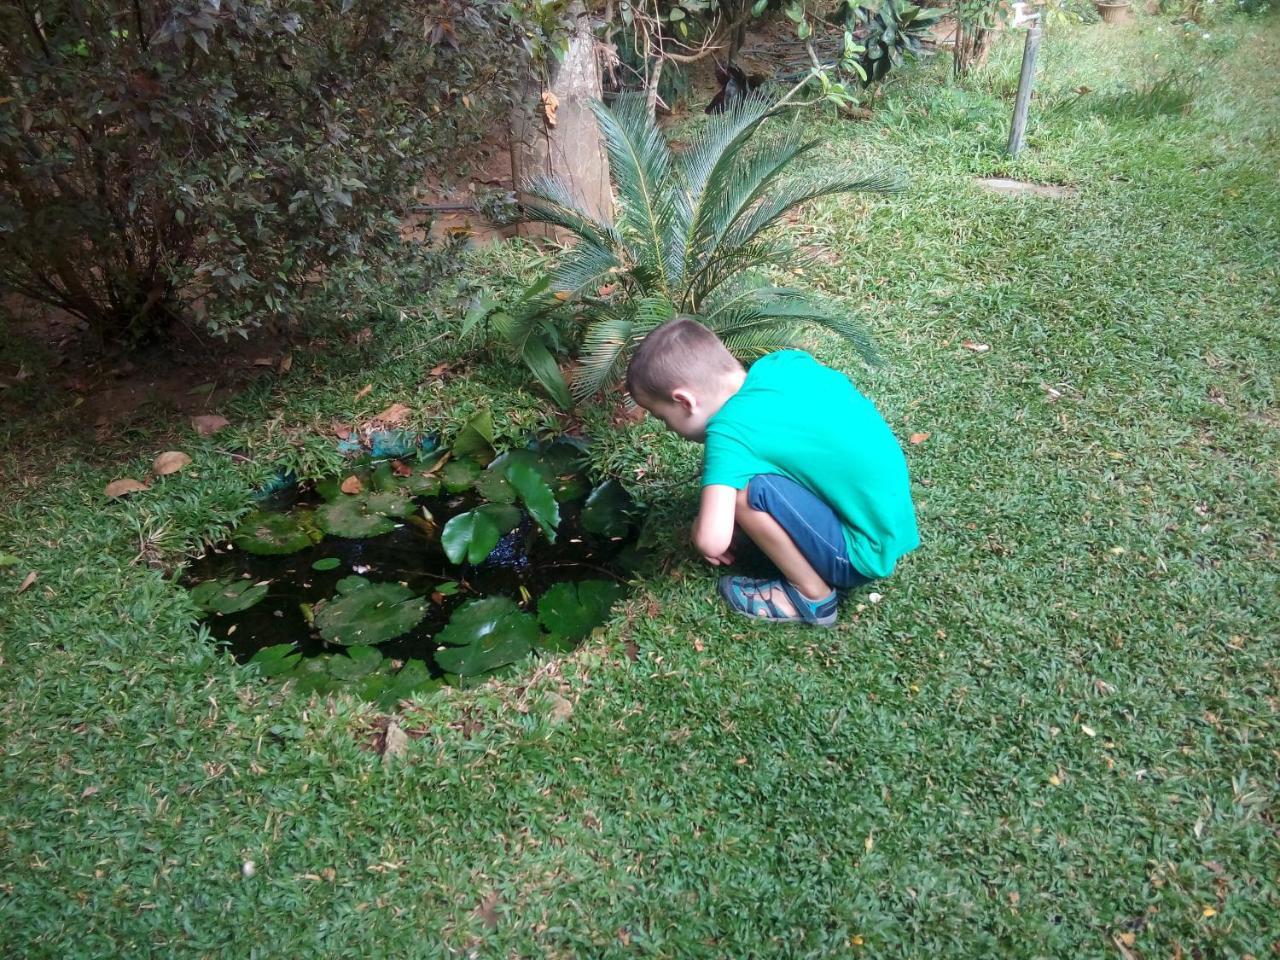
[589,96,675,293]
[514,175,621,248]
[684,238,800,309]
[575,295,674,399]
[725,169,902,251]
[717,325,805,358]
[692,132,817,254]
[550,240,624,300]
[701,285,880,366]
[674,92,777,285]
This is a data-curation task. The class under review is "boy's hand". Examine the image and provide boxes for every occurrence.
[703,547,735,566]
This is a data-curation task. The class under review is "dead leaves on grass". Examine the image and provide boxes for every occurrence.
[105,478,150,498]
[152,451,191,476]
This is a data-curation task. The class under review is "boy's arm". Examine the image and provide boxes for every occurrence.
[692,484,738,565]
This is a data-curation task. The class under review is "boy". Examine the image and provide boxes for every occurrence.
[626,318,919,627]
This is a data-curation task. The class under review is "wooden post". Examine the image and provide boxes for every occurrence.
[1006,14,1042,157]
[510,0,612,240]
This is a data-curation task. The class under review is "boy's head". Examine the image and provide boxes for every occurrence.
[626,317,745,442]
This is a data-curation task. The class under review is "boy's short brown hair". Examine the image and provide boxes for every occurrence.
[626,317,742,402]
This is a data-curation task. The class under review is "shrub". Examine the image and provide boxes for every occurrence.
[0,0,540,344]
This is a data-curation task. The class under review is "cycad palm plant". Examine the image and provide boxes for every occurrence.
[498,92,900,406]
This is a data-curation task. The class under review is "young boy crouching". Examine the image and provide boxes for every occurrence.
[626,318,919,627]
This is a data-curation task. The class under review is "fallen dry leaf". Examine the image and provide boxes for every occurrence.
[17,571,37,594]
[191,414,230,436]
[909,432,930,445]
[381,721,408,765]
[278,353,293,374]
[475,890,501,928]
[598,282,619,297]
[80,785,99,799]
[252,357,275,367]
[391,460,412,477]
[105,478,150,498]
[354,384,372,401]
[962,340,991,353]
[544,692,574,724]
[152,451,191,476]
[540,89,559,128]
[428,361,453,378]
[340,475,364,495]
[373,402,412,426]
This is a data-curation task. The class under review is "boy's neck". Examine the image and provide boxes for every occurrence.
[701,367,747,420]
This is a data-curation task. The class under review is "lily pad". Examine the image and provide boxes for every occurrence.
[189,577,269,615]
[540,440,590,501]
[315,581,429,646]
[580,480,635,538]
[474,449,544,503]
[248,643,302,677]
[377,659,443,708]
[326,644,383,680]
[434,598,538,676]
[316,492,412,538]
[442,459,481,493]
[335,574,370,594]
[441,503,524,565]
[452,409,496,465]
[537,579,625,641]
[401,471,442,497]
[507,462,559,542]
[311,557,341,572]
[233,509,319,555]
[313,476,346,501]
[293,656,339,694]
[371,461,400,492]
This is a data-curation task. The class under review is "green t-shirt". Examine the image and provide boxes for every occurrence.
[702,349,919,578]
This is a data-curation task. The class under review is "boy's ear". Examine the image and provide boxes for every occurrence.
[670,387,697,413]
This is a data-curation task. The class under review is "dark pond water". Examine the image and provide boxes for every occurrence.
[187,486,640,667]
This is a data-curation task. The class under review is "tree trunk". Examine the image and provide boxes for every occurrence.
[953,23,994,78]
[510,1,612,240]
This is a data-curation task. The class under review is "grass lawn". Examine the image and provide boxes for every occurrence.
[2,12,1278,959]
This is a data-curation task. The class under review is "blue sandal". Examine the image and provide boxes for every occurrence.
[718,576,839,627]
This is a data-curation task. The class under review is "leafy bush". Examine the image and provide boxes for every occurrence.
[487,93,898,406]
[0,0,543,344]
[837,0,943,85]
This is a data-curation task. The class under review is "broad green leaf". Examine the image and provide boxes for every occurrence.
[435,596,522,646]
[507,461,560,542]
[441,509,502,565]
[189,577,269,615]
[233,509,318,555]
[452,409,495,464]
[433,598,538,675]
[442,459,481,492]
[580,479,635,537]
[522,337,572,409]
[315,581,428,646]
[327,644,384,679]
[311,557,341,571]
[537,580,625,640]
[335,574,370,594]
[248,643,302,677]
[315,492,412,538]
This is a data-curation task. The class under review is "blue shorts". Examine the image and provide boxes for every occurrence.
[745,474,872,592]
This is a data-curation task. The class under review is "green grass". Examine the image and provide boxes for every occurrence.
[2,13,1278,958]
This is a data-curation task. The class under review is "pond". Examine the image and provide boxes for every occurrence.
[185,421,644,708]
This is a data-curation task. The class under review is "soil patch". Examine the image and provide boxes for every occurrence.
[975,177,1077,199]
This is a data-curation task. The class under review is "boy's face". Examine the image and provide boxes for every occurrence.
[636,389,711,442]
